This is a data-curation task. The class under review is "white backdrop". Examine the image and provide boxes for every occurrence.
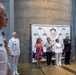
[31,24,70,54]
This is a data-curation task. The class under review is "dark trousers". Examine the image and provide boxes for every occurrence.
[46,52,52,65]
[65,52,70,64]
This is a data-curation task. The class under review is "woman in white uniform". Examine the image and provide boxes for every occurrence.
[54,38,63,66]
[0,3,8,75]
[8,32,20,75]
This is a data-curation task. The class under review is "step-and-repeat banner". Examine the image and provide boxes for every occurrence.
[31,24,70,62]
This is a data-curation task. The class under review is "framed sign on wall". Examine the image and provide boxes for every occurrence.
[31,24,70,63]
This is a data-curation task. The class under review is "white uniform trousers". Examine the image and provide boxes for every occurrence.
[55,53,62,66]
[0,50,7,75]
[10,56,19,74]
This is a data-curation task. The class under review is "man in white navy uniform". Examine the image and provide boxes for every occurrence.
[8,32,20,75]
[0,3,8,75]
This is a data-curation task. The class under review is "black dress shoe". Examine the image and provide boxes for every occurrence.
[65,63,67,65]
[39,66,41,68]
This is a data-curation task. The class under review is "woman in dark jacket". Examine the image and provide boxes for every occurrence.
[46,37,53,66]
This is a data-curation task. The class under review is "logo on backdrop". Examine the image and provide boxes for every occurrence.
[62,28,65,30]
[59,33,62,35]
[43,33,47,36]
[38,27,42,30]
[50,28,56,39]
[34,33,38,36]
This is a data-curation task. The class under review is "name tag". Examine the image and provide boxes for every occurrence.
[0,43,3,47]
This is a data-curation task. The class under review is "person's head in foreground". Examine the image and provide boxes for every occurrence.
[0,3,8,30]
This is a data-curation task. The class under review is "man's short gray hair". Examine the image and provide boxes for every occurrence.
[0,3,4,13]
[12,32,17,35]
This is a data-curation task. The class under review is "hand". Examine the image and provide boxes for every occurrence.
[69,41,70,43]
[51,45,52,47]
[11,55,15,60]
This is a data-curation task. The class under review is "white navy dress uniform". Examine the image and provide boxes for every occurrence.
[8,37,20,75]
[54,42,63,66]
[0,30,7,75]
